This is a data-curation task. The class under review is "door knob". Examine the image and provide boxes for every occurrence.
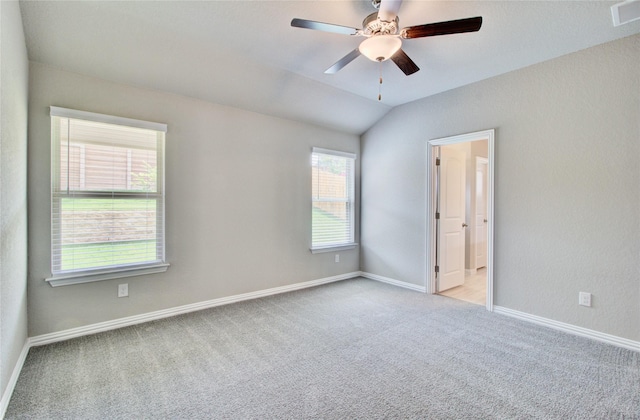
[462,223,468,228]
[483,219,487,223]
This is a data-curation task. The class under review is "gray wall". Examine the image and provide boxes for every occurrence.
[361,34,640,341]
[28,63,360,337]
[0,0,29,403]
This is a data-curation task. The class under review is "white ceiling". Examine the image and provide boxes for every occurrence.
[19,0,640,134]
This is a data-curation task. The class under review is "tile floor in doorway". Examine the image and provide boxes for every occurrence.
[439,267,486,305]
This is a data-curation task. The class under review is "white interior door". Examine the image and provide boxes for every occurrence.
[437,145,466,292]
[475,157,488,269]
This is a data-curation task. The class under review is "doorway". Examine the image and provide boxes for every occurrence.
[426,130,494,311]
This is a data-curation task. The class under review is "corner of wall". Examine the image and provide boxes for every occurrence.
[0,0,30,412]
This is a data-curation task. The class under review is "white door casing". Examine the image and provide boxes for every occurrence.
[437,144,467,292]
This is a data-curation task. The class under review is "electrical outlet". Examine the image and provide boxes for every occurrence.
[118,283,129,298]
[335,254,340,263]
[578,292,591,307]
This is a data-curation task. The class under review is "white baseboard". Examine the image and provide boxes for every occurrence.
[0,340,30,419]
[30,272,361,347]
[360,272,427,293]
[493,306,640,353]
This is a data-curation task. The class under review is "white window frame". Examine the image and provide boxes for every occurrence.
[46,107,169,286]
[310,147,357,253]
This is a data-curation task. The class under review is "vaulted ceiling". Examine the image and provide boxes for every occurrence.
[19,1,640,134]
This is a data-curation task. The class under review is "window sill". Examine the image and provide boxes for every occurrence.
[45,263,170,287]
[310,243,358,254]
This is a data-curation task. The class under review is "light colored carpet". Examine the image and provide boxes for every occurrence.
[6,278,640,419]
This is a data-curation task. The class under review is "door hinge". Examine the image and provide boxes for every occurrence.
[435,212,440,220]
[435,265,439,273]
[435,157,441,166]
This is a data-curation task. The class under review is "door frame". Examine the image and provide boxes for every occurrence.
[426,129,495,311]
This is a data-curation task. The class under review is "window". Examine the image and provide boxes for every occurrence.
[311,147,357,252]
[47,107,168,286]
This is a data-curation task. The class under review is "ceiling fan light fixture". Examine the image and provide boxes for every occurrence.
[359,35,401,62]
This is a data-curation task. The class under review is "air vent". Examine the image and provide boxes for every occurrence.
[611,0,640,26]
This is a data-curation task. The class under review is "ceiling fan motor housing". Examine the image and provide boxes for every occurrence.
[362,12,399,36]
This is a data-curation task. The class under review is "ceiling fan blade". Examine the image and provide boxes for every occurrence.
[391,49,419,75]
[291,18,359,36]
[377,0,403,22]
[401,16,483,39]
[324,49,361,74]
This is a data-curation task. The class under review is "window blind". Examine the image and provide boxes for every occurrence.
[50,107,166,276]
[311,148,356,249]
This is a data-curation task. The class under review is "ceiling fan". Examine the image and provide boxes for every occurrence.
[291,0,483,76]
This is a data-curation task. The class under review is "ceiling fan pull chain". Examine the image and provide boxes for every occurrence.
[378,59,383,101]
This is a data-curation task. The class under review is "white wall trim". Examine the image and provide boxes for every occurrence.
[30,272,361,347]
[50,106,167,132]
[360,272,427,293]
[494,306,640,353]
[0,340,30,419]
